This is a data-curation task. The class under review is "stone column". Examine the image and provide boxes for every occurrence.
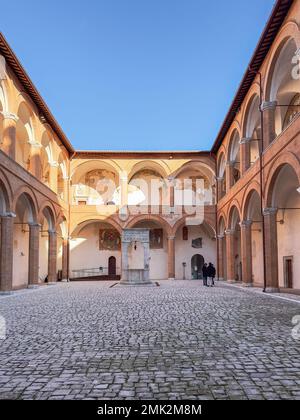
[167,236,176,280]
[1,113,18,159]
[263,208,279,292]
[240,220,253,286]
[225,229,235,283]
[226,161,234,192]
[28,223,40,287]
[63,176,69,202]
[120,172,128,220]
[121,242,129,282]
[48,230,57,283]
[261,101,277,149]
[49,162,59,193]
[0,213,15,292]
[240,137,251,175]
[62,239,69,280]
[217,234,225,281]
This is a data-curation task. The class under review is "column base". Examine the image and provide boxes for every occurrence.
[264,287,280,293]
[218,277,224,281]
[227,280,237,284]
[0,290,13,296]
[27,285,40,290]
[47,282,58,286]
[168,277,175,281]
[242,282,253,288]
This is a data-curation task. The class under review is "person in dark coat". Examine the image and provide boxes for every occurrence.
[202,263,208,287]
[207,263,216,287]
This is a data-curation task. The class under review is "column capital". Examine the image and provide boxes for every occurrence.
[167,236,176,241]
[2,212,16,218]
[28,223,41,228]
[216,176,224,182]
[261,101,277,111]
[240,220,253,228]
[240,137,252,144]
[225,229,235,236]
[263,207,278,216]
[1,112,18,122]
[217,234,225,240]
[49,161,59,168]
[48,229,57,235]
[226,160,235,167]
[28,141,42,149]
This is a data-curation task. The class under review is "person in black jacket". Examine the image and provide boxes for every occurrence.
[202,263,208,287]
[207,263,216,287]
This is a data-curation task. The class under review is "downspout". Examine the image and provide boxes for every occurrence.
[67,151,76,281]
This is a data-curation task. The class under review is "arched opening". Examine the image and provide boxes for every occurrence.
[39,207,55,283]
[108,256,117,276]
[217,154,227,198]
[70,220,121,280]
[71,162,119,206]
[0,85,5,151]
[16,102,34,172]
[228,130,241,187]
[269,164,300,289]
[228,207,242,282]
[218,217,227,281]
[57,153,67,200]
[244,190,264,286]
[130,219,168,280]
[13,193,37,289]
[191,254,204,280]
[267,37,300,137]
[175,221,216,280]
[243,94,261,167]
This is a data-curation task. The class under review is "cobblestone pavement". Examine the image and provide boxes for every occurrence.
[0,281,300,400]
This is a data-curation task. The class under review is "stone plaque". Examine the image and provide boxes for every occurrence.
[122,229,150,243]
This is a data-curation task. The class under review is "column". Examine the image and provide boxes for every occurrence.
[143,242,150,282]
[1,113,18,159]
[240,137,251,175]
[225,229,235,283]
[240,220,253,286]
[263,208,279,292]
[167,236,176,280]
[120,172,128,220]
[217,234,224,281]
[62,239,69,280]
[49,162,59,193]
[226,161,234,192]
[28,223,40,286]
[48,230,57,283]
[0,213,15,292]
[261,101,277,149]
[121,242,129,282]
[63,176,69,202]
[216,177,225,200]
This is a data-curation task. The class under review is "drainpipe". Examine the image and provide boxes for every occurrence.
[67,151,76,281]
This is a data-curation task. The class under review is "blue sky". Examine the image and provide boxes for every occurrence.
[1,0,275,151]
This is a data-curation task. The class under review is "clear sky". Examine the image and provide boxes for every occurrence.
[1,0,275,151]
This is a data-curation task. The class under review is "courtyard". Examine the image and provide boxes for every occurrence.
[0,281,299,400]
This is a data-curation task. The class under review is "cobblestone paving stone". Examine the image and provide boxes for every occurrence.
[0,281,300,400]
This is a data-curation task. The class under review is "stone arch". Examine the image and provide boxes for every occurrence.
[227,202,242,230]
[71,216,122,237]
[265,152,300,207]
[38,201,57,230]
[241,181,261,220]
[128,160,169,181]
[0,169,12,213]
[126,214,172,237]
[13,187,38,223]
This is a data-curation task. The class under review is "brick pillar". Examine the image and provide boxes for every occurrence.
[217,234,224,280]
[62,239,69,280]
[216,177,224,200]
[240,220,253,286]
[225,229,235,283]
[263,208,279,292]
[28,223,40,286]
[48,230,57,283]
[168,236,176,280]
[226,161,234,192]
[0,213,15,292]
[240,137,251,175]
[261,101,277,149]
[1,113,18,159]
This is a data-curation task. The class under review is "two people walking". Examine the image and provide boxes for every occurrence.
[202,263,216,287]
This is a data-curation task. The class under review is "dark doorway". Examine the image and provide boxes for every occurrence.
[108,256,117,277]
[284,257,293,288]
[191,254,204,279]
